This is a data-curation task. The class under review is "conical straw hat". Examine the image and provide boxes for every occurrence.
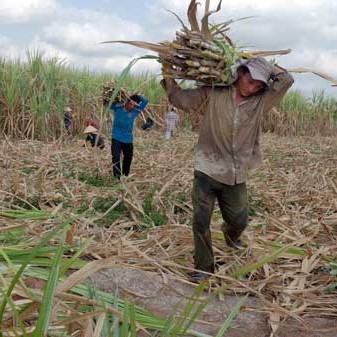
[83,125,98,134]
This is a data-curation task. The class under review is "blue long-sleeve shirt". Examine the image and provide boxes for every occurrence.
[110,96,149,143]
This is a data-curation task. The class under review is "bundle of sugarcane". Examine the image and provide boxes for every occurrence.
[102,0,291,85]
[101,80,156,129]
[101,81,130,105]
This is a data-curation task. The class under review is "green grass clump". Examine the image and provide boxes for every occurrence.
[77,171,117,188]
[247,189,269,216]
[144,211,168,227]
[4,195,41,210]
[0,228,24,245]
[325,263,337,294]
[94,200,128,226]
[142,190,168,227]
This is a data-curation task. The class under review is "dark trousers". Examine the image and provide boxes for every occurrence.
[192,171,248,272]
[111,139,134,178]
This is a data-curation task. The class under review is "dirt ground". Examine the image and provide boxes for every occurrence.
[90,267,337,337]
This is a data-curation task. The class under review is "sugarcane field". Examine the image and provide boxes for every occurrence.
[1,1,337,337]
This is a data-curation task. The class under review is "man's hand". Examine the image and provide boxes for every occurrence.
[272,64,287,76]
[160,61,175,90]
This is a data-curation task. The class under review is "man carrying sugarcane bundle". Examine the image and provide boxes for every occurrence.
[161,57,294,283]
[109,94,149,179]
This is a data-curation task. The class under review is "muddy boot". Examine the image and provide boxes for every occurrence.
[222,220,247,250]
[188,271,210,283]
[225,236,246,250]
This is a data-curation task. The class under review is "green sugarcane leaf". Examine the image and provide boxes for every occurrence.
[215,297,246,337]
[263,242,308,256]
[129,302,137,337]
[32,227,68,337]
[0,222,69,333]
[107,55,158,108]
[231,245,289,278]
[59,238,92,275]
[24,266,213,337]
[179,282,217,336]
[0,209,51,220]
[0,251,29,337]
[121,301,130,337]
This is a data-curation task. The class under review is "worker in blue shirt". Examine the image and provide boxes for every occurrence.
[110,94,149,178]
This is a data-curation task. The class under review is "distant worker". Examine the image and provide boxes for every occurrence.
[83,119,105,149]
[109,94,149,179]
[64,107,72,134]
[164,106,179,140]
[85,118,100,130]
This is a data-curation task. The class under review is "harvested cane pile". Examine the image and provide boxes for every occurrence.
[101,81,158,130]
[102,0,291,85]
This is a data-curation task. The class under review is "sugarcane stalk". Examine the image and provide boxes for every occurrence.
[185,60,202,67]
[201,59,220,67]
[188,39,222,53]
[198,67,222,76]
[201,50,224,60]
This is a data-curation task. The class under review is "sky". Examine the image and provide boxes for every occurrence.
[1,0,337,97]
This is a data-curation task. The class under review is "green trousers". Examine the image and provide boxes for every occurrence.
[192,170,248,272]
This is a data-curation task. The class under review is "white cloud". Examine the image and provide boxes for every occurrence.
[321,24,337,40]
[28,37,73,63]
[281,47,337,78]
[0,0,57,24]
[212,0,319,12]
[40,9,145,56]
[0,0,336,96]
[310,52,337,79]
[129,57,161,75]
[98,54,160,74]
[0,34,20,59]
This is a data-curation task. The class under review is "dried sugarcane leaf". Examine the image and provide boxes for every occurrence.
[211,16,254,39]
[201,0,211,38]
[187,0,201,32]
[201,0,222,39]
[287,67,337,86]
[101,40,171,56]
[247,48,292,57]
[165,9,189,31]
